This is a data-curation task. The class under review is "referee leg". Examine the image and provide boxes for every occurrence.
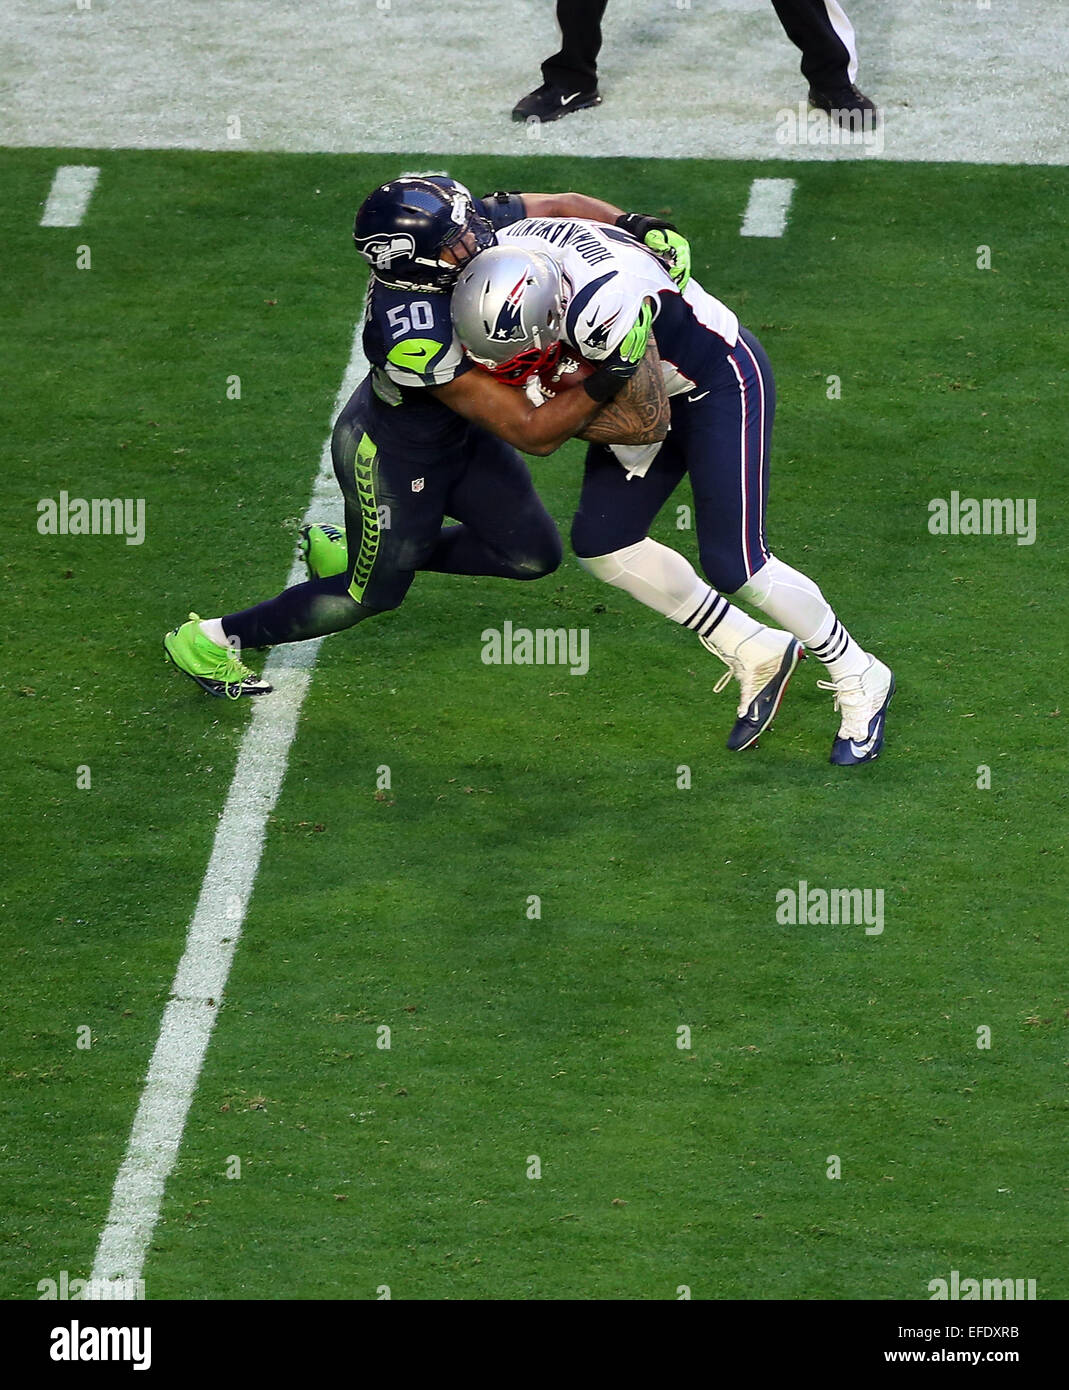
[541,0,609,91]
[769,0,859,90]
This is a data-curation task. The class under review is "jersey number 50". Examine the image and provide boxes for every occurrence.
[386,302,434,339]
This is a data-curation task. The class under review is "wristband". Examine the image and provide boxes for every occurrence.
[615,211,678,244]
[583,367,626,404]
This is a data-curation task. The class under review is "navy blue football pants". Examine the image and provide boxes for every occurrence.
[571,325,774,595]
[222,379,562,650]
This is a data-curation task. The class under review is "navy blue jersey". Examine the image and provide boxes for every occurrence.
[360,194,525,454]
[362,280,472,450]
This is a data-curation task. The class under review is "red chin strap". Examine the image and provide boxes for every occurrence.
[490,340,562,386]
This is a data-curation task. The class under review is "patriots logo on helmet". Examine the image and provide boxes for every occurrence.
[355,232,418,270]
[490,273,530,344]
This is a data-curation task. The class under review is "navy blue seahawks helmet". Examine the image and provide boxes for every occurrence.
[353,175,496,292]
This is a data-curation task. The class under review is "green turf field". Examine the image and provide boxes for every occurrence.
[2,150,1065,1300]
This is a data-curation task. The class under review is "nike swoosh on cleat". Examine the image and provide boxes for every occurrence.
[726,641,803,752]
[846,708,886,759]
[841,676,895,761]
[561,92,582,105]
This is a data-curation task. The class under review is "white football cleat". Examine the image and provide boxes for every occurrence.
[818,655,895,765]
[703,626,805,751]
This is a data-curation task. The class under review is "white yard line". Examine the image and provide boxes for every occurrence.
[739,177,796,237]
[87,326,364,1294]
[39,165,100,227]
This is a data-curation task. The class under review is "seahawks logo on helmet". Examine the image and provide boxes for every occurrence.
[355,232,418,270]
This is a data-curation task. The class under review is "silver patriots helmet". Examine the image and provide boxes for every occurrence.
[451,245,566,384]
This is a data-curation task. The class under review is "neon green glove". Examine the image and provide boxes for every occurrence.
[618,300,654,364]
[644,227,692,292]
[615,212,693,292]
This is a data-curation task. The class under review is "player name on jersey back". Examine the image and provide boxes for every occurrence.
[505,217,617,267]
[498,217,740,392]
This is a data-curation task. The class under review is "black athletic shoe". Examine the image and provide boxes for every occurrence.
[808,83,879,129]
[511,83,602,123]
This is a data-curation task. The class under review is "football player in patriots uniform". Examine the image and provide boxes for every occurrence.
[450,226,894,765]
[163,175,676,698]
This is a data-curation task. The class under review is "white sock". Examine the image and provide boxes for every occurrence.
[198,617,228,648]
[577,537,764,656]
[736,555,867,680]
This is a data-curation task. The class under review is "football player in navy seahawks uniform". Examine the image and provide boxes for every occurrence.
[163,175,677,699]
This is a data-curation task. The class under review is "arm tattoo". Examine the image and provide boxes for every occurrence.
[578,337,671,445]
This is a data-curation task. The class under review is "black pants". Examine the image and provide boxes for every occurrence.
[222,379,562,650]
[769,0,857,91]
[541,0,857,94]
[541,0,608,89]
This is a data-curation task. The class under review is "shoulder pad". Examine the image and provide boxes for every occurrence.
[566,274,647,361]
[369,287,466,386]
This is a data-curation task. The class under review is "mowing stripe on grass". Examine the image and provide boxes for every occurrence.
[40,165,100,226]
[740,178,796,237]
[88,324,364,1294]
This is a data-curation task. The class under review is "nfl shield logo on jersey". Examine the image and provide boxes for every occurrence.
[411,477,425,493]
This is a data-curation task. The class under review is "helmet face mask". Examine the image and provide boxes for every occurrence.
[353,176,496,292]
[451,247,567,385]
[480,340,563,386]
[438,214,497,277]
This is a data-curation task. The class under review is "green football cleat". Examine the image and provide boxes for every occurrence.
[298,522,348,580]
[163,613,272,699]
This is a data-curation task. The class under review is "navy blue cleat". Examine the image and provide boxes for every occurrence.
[820,657,895,766]
[704,628,805,752]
